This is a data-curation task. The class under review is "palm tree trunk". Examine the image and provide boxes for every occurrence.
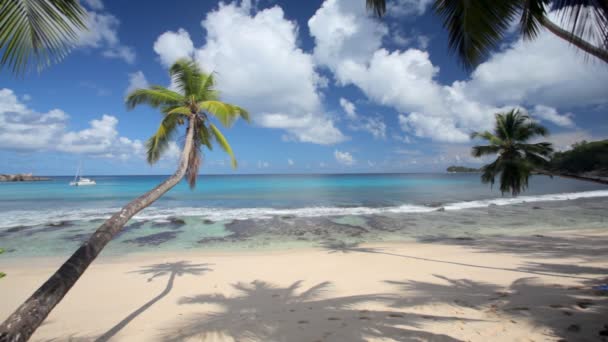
[0,119,197,342]
[540,16,608,64]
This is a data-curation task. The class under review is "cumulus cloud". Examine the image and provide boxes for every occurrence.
[153,2,345,145]
[287,158,294,166]
[76,9,135,64]
[125,71,149,95]
[339,97,386,139]
[0,88,142,159]
[153,29,195,67]
[334,149,355,165]
[530,105,574,128]
[309,1,608,143]
[339,97,357,120]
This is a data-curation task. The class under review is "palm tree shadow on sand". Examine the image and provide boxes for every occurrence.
[95,261,212,342]
[385,275,608,341]
[319,241,600,280]
[162,280,475,341]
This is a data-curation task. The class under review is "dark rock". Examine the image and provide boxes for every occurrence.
[197,236,230,244]
[123,231,179,246]
[203,219,215,225]
[436,207,445,212]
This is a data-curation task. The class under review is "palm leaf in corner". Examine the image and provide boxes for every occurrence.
[0,0,88,76]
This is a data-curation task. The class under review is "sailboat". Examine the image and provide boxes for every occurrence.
[69,164,96,186]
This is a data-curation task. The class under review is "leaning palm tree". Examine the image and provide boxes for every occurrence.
[470,109,553,196]
[0,59,249,341]
[366,0,608,67]
[0,0,88,76]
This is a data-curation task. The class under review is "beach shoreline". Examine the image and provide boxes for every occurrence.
[1,229,607,341]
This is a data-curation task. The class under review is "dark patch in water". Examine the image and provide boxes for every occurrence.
[197,236,234,244]
[123,231,180,247]
[365,215,405,232]
[63,232,91,242]
[0,225,35,237]
[202,219,215,225]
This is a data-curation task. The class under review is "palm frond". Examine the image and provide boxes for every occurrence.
[126,86,184,110]
[198,122,213,150]
[366,0,386,17]
[471,144,501,157]
[209,123,237,168]
[432,0,521,69]
[146,113,181,164]
[170,58,204,97]
[0,0,87,76]
[199,100,250,127]
[520,0,548,40]
[551,0,608,49]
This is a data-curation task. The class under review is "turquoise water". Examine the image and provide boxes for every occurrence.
[0,174,607,257]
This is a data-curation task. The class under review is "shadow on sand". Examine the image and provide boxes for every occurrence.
[320,240,608,280]
[386,274,608,341]
[162,280,473,341]
[94,261,212,342]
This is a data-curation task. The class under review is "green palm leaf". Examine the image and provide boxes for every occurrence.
[146,113,180,164]
[210,123,237,168]
[126,86,184,110]
[0,0,87,76]
[199,100,250,127]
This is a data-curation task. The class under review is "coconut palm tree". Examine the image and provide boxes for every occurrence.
[0,0,88,75]
[0,59,249,341]
[365,0,608,67]
[470,109,553,196]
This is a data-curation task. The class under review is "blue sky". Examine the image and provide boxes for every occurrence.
[1,0,607,175]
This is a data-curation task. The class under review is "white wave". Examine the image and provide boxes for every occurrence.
[1,190,607,229]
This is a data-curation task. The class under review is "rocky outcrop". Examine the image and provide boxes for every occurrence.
[0,174,50,182]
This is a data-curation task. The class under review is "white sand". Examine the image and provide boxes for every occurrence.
[1,230,607,341]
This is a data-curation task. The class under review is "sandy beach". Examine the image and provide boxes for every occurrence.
[1,229,607,342]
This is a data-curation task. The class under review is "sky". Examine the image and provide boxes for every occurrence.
[1,0,607,175]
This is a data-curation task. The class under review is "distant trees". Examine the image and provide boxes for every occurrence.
[446,166,479,173]
[548,140,608,174]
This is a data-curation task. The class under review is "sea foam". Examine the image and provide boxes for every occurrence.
[1,190,607,229]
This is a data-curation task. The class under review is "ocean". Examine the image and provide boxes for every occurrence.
[0,173,607,258]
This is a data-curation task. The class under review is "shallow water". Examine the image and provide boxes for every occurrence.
[0,173,606,258]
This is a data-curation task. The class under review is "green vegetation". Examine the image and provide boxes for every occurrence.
[366,0,608,67]
[0,59,250,340]
[447,166,479,173]
[0,0,88,75]
[471,109,553,196]
[548,140,608,175]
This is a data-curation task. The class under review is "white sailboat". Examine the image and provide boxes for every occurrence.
[69,164,96,186]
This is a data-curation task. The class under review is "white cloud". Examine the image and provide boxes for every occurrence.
[339,97,386,139]
[257,160,270,168]
[287,158,294,166]
[0,88,142,159]
[153,29,195,67]
[350,116,386,139]
[541,130,605,151]
[386,0,433,17]
[531,105,574,128]
[334,149,355,165]
[153,2,345,145]
[82,0,104,11]
[76,10,135,64]
[309,2,608,143]
[339,97,357,119]
[125,71,149,95]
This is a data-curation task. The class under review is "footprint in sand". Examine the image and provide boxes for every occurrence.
[567,324,581,333]
[388,313,404,318]
[297,320,309,324]
[577,300,594,309]
[327,317,341,321]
